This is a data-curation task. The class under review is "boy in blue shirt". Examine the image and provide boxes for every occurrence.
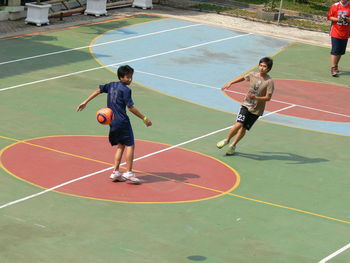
[77,65,152,184]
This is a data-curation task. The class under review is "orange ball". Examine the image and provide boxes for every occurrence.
[96,108,114,125]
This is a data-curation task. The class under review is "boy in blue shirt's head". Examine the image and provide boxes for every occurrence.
[77,65,152,184]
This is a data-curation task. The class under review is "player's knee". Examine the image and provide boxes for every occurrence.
[235,122,243,128]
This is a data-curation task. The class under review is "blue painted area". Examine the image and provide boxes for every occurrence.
[262,113,350,136]
[133,71,242,113]
[92,18,349,136]
[93,18,196,44]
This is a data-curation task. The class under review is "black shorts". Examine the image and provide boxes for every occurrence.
[109,123,134,146]
[236,106,259,130]
[331,37,348,55]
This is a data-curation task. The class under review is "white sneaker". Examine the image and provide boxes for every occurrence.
[226,145,236,156]
[122,171,141,184]
[110,171,126,182]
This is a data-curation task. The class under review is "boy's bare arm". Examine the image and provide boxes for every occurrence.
[76,89,101,111]
[222,76,245,90]
[128,105,152,127]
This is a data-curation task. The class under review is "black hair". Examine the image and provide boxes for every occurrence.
[259,57,273,71]
[117,65,134,80]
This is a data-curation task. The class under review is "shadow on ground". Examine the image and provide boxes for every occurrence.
[134,172,200,184]
[232,151,329,164]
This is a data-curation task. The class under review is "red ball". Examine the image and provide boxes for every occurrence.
[96,108,114,125]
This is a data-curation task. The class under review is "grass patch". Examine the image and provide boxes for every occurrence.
[190,3,234,12]
[282,0,329,16]
[192,0,329,16]
[225,8,258,18]
[281,17,330,31]
[190,3,330,32]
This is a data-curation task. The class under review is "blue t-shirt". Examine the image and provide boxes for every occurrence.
[99,81,134,128]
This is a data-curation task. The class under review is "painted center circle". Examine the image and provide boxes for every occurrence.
[224,79,350,122]
[1,136,238,203]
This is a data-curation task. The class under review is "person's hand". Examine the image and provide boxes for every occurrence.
[143,117,152,127]
[144,119,152,127]
[76,102,87,111]
[247,93,256,100]
[222,82,232,90]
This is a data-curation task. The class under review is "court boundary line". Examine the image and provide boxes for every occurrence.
[135,70,350,119]
[318,243,350,263]
[0,24,203,66]
[0,33,252,92]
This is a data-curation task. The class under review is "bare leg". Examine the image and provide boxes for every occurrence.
[226,122,243,142]
[121,144,140,183]
[230,127,246,147]
[124,144,135,172]
[331,55,341,68]
[114,144,125,171]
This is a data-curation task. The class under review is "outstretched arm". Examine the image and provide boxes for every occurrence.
[128,105,152,127]
[76,89,101,111]
[222,76,245,90]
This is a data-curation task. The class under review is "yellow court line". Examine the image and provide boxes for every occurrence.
[227,193,350,225]
[0,14,162,41]
[0,134,349,224]
[0,135,238,204]
[138,167,350,224]
[0,135,112,166]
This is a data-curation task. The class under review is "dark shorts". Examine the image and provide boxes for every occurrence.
[331,37,348,55]
[236,106,259,130]
[109,123,134,146]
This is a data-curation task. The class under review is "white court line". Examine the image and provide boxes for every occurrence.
[0,24,203,66]
[0,104,293,210]
[318,243,350,263]
[0,33,252,92]
[4,214,46,228]
[135,70,350,119]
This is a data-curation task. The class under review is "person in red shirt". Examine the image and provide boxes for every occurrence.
[327,0,350,77]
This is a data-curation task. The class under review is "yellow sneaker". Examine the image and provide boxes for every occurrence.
[216,139,228,149]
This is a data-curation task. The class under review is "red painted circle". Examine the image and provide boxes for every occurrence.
[224,79,350,122]
[1,136,238,203]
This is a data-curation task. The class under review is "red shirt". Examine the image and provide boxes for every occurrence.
[328,2,350,39]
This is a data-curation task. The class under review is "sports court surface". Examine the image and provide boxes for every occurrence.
[0,14,349,263]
